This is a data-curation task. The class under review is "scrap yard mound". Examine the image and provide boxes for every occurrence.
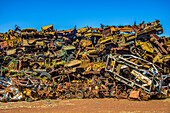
[0,20,169,102]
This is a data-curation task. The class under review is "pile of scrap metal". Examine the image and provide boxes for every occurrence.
[0,20,169,102]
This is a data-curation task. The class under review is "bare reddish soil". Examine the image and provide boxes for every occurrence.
[0,98,170,113]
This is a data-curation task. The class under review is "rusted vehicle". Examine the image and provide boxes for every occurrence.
[105,54,169,100]
[16,27,38,39]
[56,25,76,43]
[0,34,24,56]
[84,27,103,46]
[39,25,56,38]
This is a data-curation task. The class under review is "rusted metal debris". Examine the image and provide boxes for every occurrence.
[0,20,169,102]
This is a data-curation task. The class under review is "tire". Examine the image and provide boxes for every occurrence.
[37,54,45,61]
[46,68,52,73]
[64,92,71,99]
[75,90,84,99]
[39,72,51,80]
[100,68,105,76]
[130,45,136,55]
[110,90,116,97]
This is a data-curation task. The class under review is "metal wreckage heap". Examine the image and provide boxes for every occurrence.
[0,20,169,102]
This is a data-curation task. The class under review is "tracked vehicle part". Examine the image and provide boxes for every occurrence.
[105,54,166,97]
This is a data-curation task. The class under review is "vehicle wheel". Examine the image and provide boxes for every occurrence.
[110,90,116,97]
[100,68,105,76]
[75,90,84,99]
[40,72,51,80]
[46,68,52,73]
[64,92,72,99]
[99,92,105,98]
[37,54,45,61]
[130,45,136,55]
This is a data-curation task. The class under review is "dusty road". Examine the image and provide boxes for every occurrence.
[0,98,170,113]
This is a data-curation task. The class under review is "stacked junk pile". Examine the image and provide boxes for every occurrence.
[0,20,169,102]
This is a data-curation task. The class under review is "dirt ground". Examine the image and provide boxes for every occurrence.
[0,98,170,113]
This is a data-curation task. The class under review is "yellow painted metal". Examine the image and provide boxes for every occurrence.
[98,36,113,44]
[77,26,89,33]
[41,25,53,30]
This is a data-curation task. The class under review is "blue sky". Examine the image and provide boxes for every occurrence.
[1,0,170,37]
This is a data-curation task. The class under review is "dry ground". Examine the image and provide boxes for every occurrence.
[0,98,170,113]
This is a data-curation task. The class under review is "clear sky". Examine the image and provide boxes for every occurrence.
[1,0,170,37]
